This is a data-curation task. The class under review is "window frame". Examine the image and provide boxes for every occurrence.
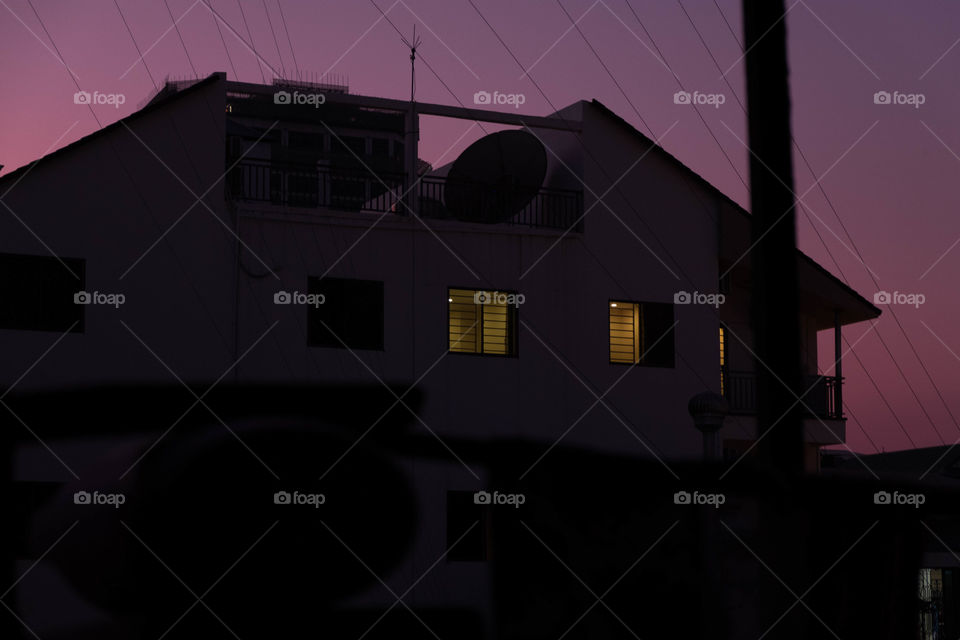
[447,286,520,358]
[607,299,675,368]
[306,276,385,351]
[0,252,86,334]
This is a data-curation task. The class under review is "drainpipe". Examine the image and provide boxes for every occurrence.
[834,310,842,417]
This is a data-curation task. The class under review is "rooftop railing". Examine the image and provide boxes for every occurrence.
[228,159,583,232]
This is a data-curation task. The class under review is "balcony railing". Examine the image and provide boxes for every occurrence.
[418,176,583,231]
[722,370,843,420]
[228,160,405,213]
[228,159,583,231]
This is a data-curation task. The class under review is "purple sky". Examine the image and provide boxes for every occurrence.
[2,0,960,454]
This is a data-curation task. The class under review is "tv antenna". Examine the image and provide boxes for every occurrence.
[401,25,422,103]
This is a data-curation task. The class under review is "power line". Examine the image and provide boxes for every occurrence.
[466,0,709,285]
[236,0,266,83]
[162,0,199,78]
[260,0,286,77]
[613,0,749,193]
[711,0,742,48]
[24,0,102,128]
[201,0,282,79]
[843,335,919,448]
[209,0,240,80]
[113,0,158,90]
[21,0,234,354]
[458,2,829,460]
[703,0,960,447]
[673,1,928,451]
[368,0,492,137]
[841,401,882,454]
[364,3,682,464]
[275,0,301,80]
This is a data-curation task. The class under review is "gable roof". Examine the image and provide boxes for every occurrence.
[588,98,881,320]
[0,73,224,186]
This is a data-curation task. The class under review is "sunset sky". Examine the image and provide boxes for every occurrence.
[2,0,959,453]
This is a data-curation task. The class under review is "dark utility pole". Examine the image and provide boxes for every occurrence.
[743,1,807,638]
[743,0,804,476]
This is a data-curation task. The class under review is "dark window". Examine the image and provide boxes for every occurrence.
[0,252,84,333]
[446,491,489,562]
[371,137,389,157]
[608,300,675,367]
[307,277,383,350]
[287,131,325,151]
[333,135,366,157]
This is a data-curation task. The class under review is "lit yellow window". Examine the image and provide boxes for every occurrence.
[449,288,517,356]
[609,302,638,364]
[608,300,675,367]
[719,326,726,394]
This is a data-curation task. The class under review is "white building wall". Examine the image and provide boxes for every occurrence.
[0,79,231,391]
[0,82,731,638]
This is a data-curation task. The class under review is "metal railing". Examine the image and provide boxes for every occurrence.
[723,370,843,419]
[228,159,583,231]
[417,176,583,231]
[228,159,405,213]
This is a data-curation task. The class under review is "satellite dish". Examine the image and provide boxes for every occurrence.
[444,130,547,223]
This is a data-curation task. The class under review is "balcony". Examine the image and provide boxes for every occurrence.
[228,159,583,231]
[722,370,843,420]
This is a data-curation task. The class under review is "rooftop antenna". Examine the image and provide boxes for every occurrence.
[400,26,422,214]
[401,25,422,103]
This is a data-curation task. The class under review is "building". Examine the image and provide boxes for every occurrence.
[0,71,880,637]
